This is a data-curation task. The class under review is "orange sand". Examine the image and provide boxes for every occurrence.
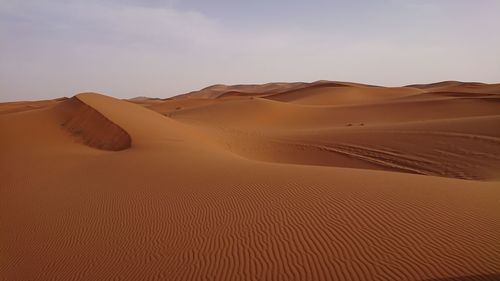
[1,81,500,280]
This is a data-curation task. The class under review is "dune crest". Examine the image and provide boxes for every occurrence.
[56,95,131,151]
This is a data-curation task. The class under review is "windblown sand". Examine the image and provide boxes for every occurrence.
[1,81,499,280]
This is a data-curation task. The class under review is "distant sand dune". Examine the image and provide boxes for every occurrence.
[263,84,423,106]
[152,82,500,180]
[0,97,67,115]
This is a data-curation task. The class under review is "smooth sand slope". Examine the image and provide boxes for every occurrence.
[2,82,500,281]
[151,81,500,180]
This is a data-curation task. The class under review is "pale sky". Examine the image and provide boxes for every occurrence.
[1,0,499,101]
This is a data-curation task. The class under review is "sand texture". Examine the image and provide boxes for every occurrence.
[1,81,500,281]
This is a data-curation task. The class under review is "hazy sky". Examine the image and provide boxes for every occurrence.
[1,0,499,101]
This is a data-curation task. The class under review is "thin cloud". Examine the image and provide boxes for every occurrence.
[0,0,499,101]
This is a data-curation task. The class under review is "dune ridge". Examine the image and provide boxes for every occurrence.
[56,95,131,151]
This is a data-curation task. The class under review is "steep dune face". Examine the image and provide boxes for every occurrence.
[55,95,132,151]
[2,82,500,281]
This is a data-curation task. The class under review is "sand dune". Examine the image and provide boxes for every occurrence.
[156,82,500,180]
[56,95,131,151]
[264,84,423,106]
[174,80,375,100]
[406,81,500,93]
[0,97,67,115]
[1,81,500,280]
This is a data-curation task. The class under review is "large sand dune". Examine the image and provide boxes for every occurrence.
[154,81,500,180]
[1,81,500,280]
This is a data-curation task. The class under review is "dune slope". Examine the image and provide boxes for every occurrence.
[56,95,132,151]
[154,82,500,180]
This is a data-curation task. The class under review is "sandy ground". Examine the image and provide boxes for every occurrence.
[1,81,499,280]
